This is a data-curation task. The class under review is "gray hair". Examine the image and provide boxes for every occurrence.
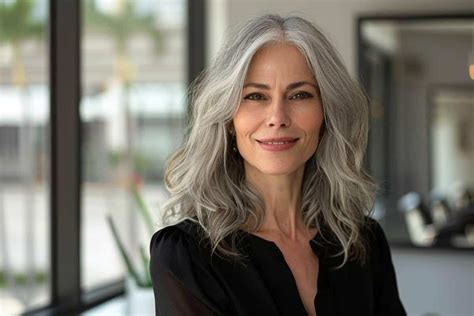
[161,14,378,269]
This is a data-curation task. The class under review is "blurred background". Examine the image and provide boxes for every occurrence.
[0,0,472,315]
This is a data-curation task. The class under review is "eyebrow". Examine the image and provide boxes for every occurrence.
[243,81,319,91]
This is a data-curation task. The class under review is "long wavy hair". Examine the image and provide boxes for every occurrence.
[160,14,378,269]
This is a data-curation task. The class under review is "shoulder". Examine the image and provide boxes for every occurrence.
[362,215,390,248]
[149,220,232,315]
[149,218,209,273]
[149,218,200,246]
[361,216,395,267]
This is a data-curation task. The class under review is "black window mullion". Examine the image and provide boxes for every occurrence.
[186,0,206,126]
[187,0,206,87]
[49,0,81,314]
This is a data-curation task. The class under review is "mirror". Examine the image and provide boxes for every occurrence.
[358,15,474,249]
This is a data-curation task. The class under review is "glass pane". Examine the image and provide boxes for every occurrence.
[81,0,187,290]
[0,0,50,314]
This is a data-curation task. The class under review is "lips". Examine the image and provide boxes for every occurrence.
[256,137,299,144]
[256,137,299,152]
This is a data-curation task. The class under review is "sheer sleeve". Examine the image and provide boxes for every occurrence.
[368,218,407,316]
[149,225,229,316]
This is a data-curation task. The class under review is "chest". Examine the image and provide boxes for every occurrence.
[211,233,376,316]
[276,241,320,316]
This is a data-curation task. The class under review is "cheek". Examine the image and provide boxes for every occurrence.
[299,110,324,139]
[233,108,261,137]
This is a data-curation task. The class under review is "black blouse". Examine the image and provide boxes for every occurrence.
[149,216,406,316]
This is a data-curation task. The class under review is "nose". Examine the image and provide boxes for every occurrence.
[266,98,291,128]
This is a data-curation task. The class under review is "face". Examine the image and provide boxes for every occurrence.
[232,43,324,177]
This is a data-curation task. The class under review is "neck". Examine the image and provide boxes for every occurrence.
[244,163,307,240]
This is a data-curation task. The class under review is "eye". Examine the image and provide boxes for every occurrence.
[243,93,266,101]
[290,91,313,100]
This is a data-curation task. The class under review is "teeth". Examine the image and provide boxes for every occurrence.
[262,141,292,145]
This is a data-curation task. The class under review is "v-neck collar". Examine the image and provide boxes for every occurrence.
[176,219,339,315]
[243,228,337,316]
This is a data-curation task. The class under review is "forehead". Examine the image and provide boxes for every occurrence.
[244,43,315,82]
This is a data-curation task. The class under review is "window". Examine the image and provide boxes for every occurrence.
[0,0,50,314]
[1,0,202,313]
[81,0,188,290]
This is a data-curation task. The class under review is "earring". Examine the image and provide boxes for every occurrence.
[229,129,238,153]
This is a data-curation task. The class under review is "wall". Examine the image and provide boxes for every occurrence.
[208,0,474,75]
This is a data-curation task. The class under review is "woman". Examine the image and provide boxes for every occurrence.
[149,14,406,316]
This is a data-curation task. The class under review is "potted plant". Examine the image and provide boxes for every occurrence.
[106,173,156,312]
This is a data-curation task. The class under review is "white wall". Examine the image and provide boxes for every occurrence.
[208,0,474,76]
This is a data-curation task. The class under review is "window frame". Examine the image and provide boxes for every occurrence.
[22,0,206,314]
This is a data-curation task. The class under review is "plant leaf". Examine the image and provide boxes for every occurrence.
[106,214,146,287]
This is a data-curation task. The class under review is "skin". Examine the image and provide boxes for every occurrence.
[232,42,324,241]
[232,42,324,316]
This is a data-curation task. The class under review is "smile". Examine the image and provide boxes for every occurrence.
[260,141,293,145]
[256,139,298,152]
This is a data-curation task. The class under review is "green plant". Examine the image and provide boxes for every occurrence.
[0,270,47,288]
[106,174,155,288]
[0,0,43,87]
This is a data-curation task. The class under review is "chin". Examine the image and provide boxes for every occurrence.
[246,162,304,177]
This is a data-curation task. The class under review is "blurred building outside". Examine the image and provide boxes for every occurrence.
[0,0,187,314]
